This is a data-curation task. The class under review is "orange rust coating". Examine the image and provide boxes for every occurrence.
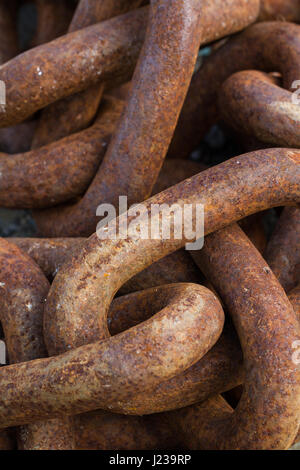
[32,0,144,148]
[169,224,300,449]
[44,148,300,355]
[0,7,148,128]
[259,0,300,22]
[0,0,260,129]
[32,0,201,236]
[169,21,300,159]
[32,0,76,47]
[219,70,300,148]
[0,97,124,209]
[0,283,224,427]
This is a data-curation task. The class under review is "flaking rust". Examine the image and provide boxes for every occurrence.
[0,0,299,451]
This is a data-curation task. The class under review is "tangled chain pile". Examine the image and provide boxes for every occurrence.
[0,0,299,450]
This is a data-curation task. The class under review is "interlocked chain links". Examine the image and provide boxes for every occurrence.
[169,21,300,159]
[0,97,124,209]
[259,0,300,22]
[32,0,144,148]
[0,0,219,449]
[0,239,224,428]
[0,0,300,451]
[217,68,300,295]
[0,150,298,427]
[34,20,300,238]
[0,0,260,237]
[5,236,300,449]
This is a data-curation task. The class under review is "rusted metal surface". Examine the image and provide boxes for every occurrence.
[169,224,300,449]
[6,234,244,416]
[219,70,300,148]
[0,238,75,449]
[43,148,299,354]
[33,0,204,237]
[265,207,300,292]
[0,238,49,362]
[0,283,223,427]
[0,0,299,451]
[35,152,300,417]
[32,0,144,148]
[74,410,175,450]
[169,21,300,159]
[0,97,124,208]
[0,1,24,156]
[10,236,202,294]
[0,1,260,128]
[222,282,300,415]
[0,0,18,64]
[31,0,261,236]
[0,7,148,127]
[0,147,298,432]
[6,152,291,423]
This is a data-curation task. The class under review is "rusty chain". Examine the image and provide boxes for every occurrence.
[0,0,299,451]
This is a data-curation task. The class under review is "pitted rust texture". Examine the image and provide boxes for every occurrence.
[32,0,144,148]
[219,70,300,148]
[9,157,266,292]
[0,7,148,127]
[168,224,300,449]
[169,21,300,159]
[0,150,296,425]
[4,243,241,415]
[0,238,49,363]
[0,255,240,418]
[265,207,300,292]
[33,0,205,237]
[0,283,224,427]
[6,160,275,417]
[8,160,205,289]
[17,417,75,450]
[0,1,259,129]
[185,277,299,450]
[0,117,205,210]
[0,1,299,451]
[0,97,124,209]
[259,0,300,21]
[104,301,242,415]
[43,148,300,356]
[9,236,203,295]
[0,238,74,449]
[9,238,85,279]
[32,0,261,237]
[213,65,299,292]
